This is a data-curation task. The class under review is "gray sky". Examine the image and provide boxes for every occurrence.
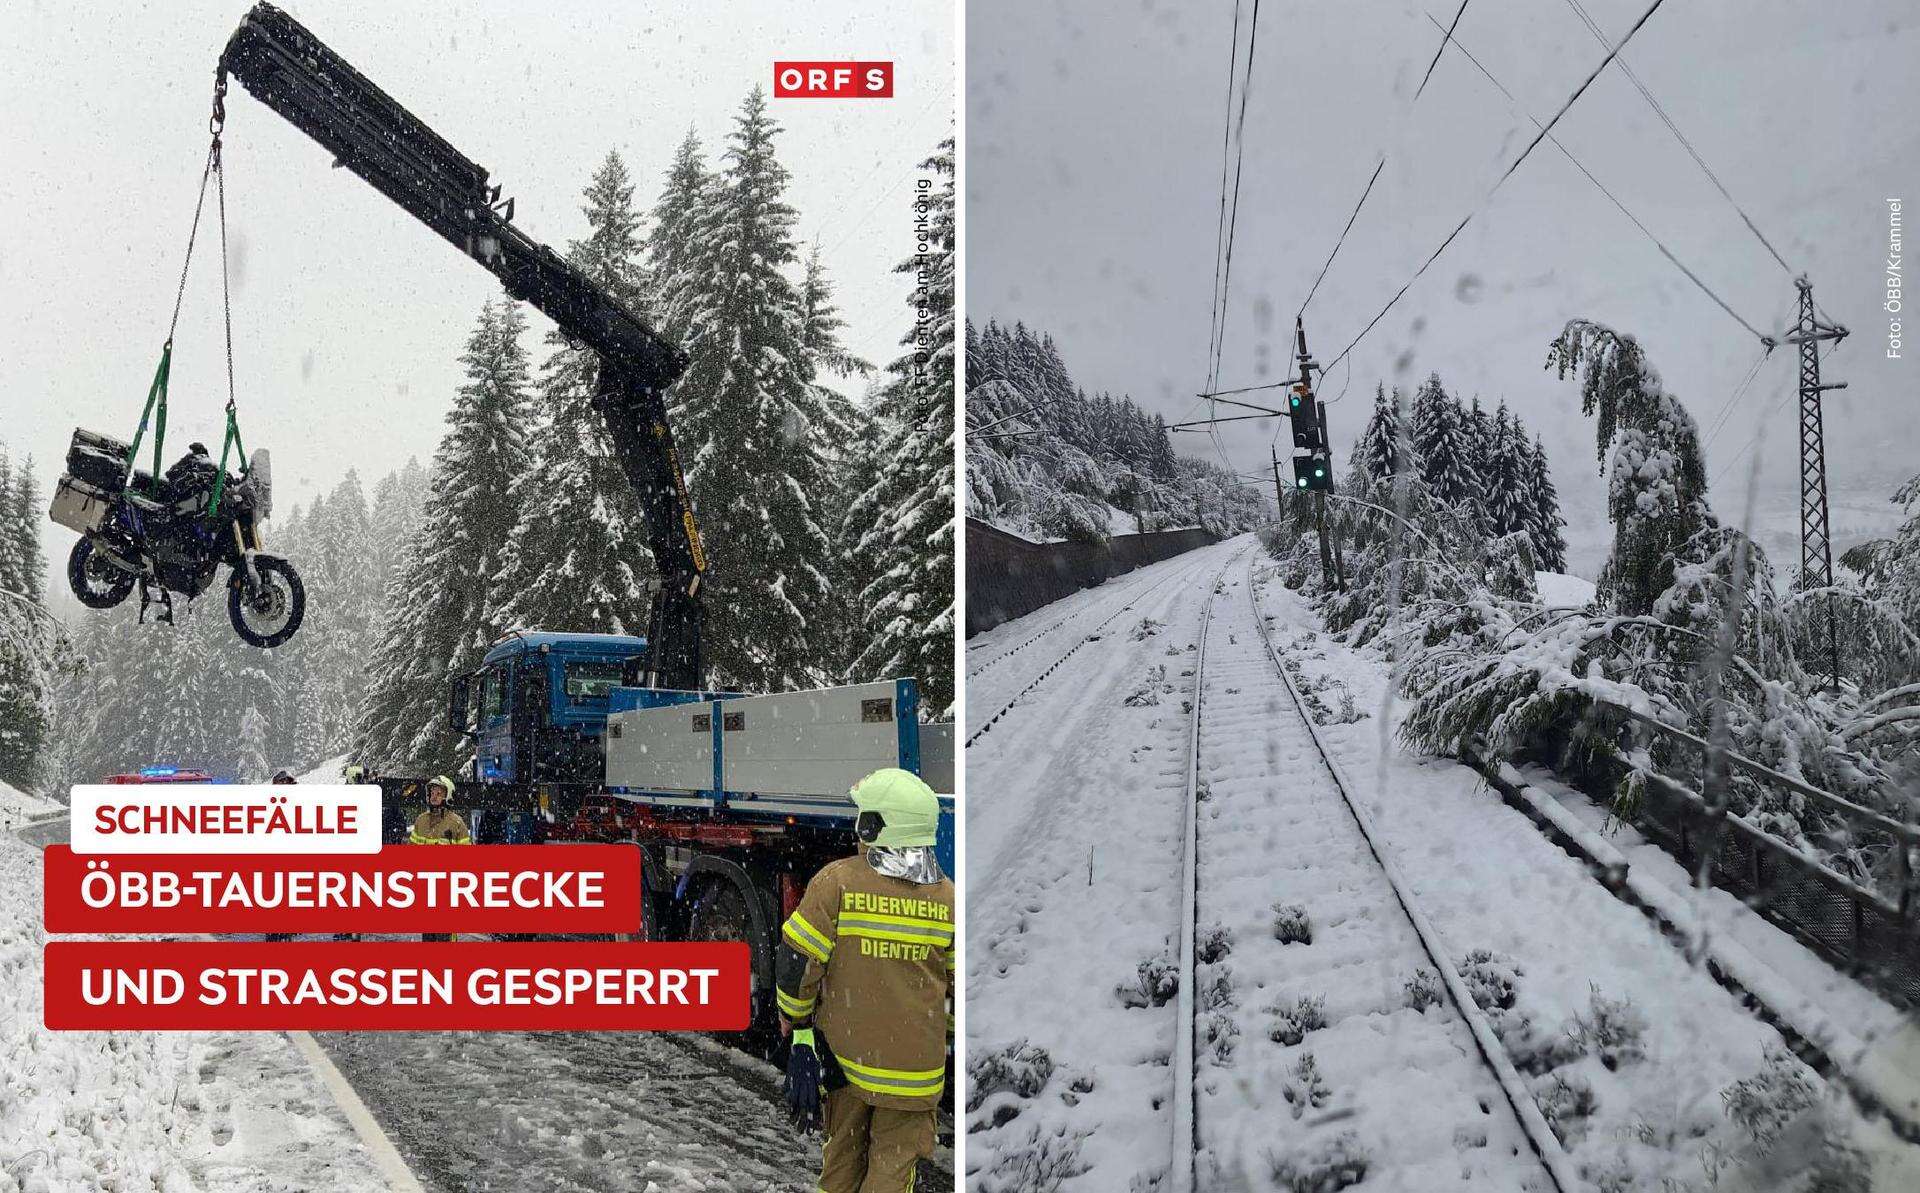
[2,0,950,594]
[968,0,1918,578]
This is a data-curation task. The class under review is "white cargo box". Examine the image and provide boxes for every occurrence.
[49,475,113,535]
[605,679,947,800]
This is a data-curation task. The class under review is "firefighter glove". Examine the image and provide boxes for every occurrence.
[784,1026,823,1133]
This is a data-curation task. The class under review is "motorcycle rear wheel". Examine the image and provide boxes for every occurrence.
[68,538,136,609]
[228,556,305,648]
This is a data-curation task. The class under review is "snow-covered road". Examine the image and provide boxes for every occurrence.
[0,833,393,1192]
[965,535,1920,1191]
[7,817,931,1192]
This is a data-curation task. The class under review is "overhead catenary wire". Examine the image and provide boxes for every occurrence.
[1201,0,1267,482]
[1698,348,1769,451]
[1562,0,1795,279]
[1426,11,1768,344]
[1414,0,1473,99]
[1319,0,1679,377]
[1204,0,1246,399]
[1296,2,1476,329]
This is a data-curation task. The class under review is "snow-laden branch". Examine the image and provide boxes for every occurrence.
[1840,706,1920,743]
[1781,585,1920,655]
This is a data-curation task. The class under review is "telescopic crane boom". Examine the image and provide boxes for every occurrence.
[218,2,707,690]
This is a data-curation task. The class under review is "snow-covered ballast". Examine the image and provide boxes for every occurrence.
[603,679,955,876]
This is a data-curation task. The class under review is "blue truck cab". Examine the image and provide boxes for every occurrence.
[454,631,648,787]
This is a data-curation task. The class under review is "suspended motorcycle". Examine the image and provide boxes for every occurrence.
[49,104,305,649]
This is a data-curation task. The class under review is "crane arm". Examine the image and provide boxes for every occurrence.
[218,2,706,689]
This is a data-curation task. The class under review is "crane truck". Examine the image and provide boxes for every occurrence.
[215,4,954,1035]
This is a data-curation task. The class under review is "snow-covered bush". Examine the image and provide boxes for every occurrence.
[966,1039,1056,1112]
[1572,986,1647,1071]
[1282,1053,1332,1119]
[1719,1046,1819,1149]
[974,1124,1088,1193]
[1403,968,1442,1013]
[1196,924,1233,964]
[1457,949,1521,1014]
[1265,1131,1369,1193]
[1268,993,1328,1046]
[1116,952,1180,1009]
[1534,1071,1599,1146]
[1272,902,1313,945]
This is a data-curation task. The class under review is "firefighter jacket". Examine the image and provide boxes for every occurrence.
[409,807,470,845]
[777,854,955,1109]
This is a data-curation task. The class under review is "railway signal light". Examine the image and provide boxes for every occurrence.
[1293,449,1332,492]
[1289,384,1322,452]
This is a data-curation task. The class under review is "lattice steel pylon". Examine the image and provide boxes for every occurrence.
[1789,276,1849,688]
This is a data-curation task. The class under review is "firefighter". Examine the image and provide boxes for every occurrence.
[410,775,470,942]
[776,768,953,1193]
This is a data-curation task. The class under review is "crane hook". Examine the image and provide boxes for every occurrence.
[210,69,228,137]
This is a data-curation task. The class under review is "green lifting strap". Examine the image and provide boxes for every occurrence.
[124,342,173,494]
[207,403,248,516]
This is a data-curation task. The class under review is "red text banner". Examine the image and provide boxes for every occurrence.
[43,845,643,935]
[773,61,893,98]
[45,941,750,1031]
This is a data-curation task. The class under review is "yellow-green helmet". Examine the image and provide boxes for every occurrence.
[849,768,940,848]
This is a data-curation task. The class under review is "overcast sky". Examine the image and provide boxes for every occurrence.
[1,0,950,595]
[968,0,1918,577]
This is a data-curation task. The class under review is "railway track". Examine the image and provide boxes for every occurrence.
[1166,553,1578,1191]
[966,547,1224,748]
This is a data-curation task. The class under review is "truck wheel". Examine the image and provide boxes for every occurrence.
[688,879,776,1051]
[688,879,754,950]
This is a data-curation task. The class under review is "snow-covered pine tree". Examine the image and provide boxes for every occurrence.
[489,153,656,640]
[368,458,428,585]
[1524,433,1568,573]
[235,704,271,782]
[801,243,873,387]
[1410,373,1479,513]
[661,88,839,692]
[356,299,535,772]
[0,446,50,790]
[1349,383,1417,488]
[1483,403,1533,539]
[650,128,715,342]
[5,455,44,607]
[308,473,378,750]
[574,149,651,321]
[1465,396,1494,477]
[1547,319,1710,616]
[846,136,957,713]
[798,241,877,683]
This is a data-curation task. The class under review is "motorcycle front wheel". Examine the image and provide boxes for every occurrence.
[68,538,136,609]
[228,556,305,648]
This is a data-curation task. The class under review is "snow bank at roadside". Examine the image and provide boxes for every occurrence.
[0,834,389,1192]
[0,781,61,833]
[296,754,350,785]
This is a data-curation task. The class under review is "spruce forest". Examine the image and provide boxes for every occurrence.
[965,320,1271,541]
[0,90,955,793]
